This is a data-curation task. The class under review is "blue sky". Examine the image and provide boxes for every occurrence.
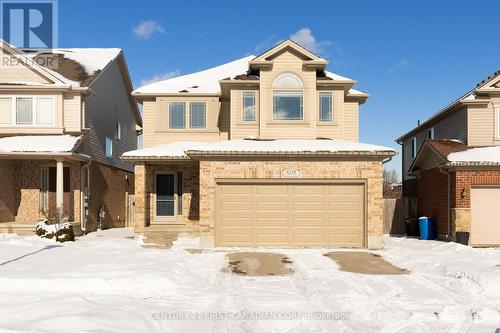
[58,0,500,178]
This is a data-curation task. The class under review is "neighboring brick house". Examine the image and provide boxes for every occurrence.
[0,40,140,235]
[396,70,500,246]
[123,40,395,249]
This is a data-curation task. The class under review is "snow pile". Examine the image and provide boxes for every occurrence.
[187,139,395,154]
[448,145,500,164]
[0,135,81,153]
[122,141,202,158]
[134,55,255,94]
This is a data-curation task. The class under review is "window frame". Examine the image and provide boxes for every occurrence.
[272,90,304,121]
[189,101,207,129]
[105,137,113,158]
[318,91,333,122]
[427,127,435,139]
[410,137,417,158]
[0,96,55,127]
[242,91,257,122]
[154,171,180,223]
[115,122,122,140]
[168,102,186,129]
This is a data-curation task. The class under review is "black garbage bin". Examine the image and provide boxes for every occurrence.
[405,218,420,237]
[456,232,470,245]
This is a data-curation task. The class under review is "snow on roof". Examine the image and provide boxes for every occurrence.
[325,71,353,81]
[0,135,82,153]
[134,56,256,95]
[122,141,202,159]
[348,88,368,96]
[447,146,500,164]
[25,48,121,75]
[187,139,395,155]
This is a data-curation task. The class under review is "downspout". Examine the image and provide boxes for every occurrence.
[81,159,92,233]
[437,164,451,239]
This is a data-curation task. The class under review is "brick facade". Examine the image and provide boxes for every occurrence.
[415,168,500,240]
[416,168,449,238]
[0,159,133,234]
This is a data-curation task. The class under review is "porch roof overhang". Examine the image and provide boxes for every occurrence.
[121,139,396,162]
[0,151,91,161]
[0,134,87,160]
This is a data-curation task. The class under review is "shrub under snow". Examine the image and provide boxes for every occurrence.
[36,220,75,243]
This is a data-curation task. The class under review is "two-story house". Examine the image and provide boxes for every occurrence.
[0,40,141,235]
[397,70,500,246]
[124,40,395,249]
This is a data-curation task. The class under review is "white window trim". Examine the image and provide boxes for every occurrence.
[318,91,333,123]
[0,95,56,127]
[242,91,257,122]
[497,108,500,139]
[428,127,435,139]
[272,90,304,121]
[115,122,122,140]
[411,137,417,158]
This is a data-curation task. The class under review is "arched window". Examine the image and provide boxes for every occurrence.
[272,73,304,120]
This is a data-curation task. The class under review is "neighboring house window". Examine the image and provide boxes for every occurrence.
[497,108,500,137]
[411,137,417,158]
[272,73,304,121]
[189,102,206,128]
[16,97,32,125]
[36,97,54,125]
[319,92,333,122]
[169,102,186,129]
[427,127,435,139]
[0,96,54,126]
[242,91,256,121]
[105,137,113,158]
[0,98,12,124]
[116,122,122,140]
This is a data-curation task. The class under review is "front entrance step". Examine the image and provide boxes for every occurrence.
[141,225,199,248]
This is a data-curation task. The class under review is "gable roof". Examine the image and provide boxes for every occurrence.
[251,39,325,63]
[397,69,500,142]
[409,139,468,172]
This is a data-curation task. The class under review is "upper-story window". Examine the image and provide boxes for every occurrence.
[272,73,303,121]
[189,102,206,128]
[0,96,55,126]
[242,92,256,122]
[115,122,122,140]
[319,92,333,122]
[411,137,417,158]
[169,102,186,129]
[105,137,113,158]
[427,127,435,139]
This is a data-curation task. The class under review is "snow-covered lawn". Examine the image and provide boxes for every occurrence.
[0,230,499,333]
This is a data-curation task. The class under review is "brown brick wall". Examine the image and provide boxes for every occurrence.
[451,170,500,209]
[133,162,199,229]
[198,159,384,241]
[86,162,134,231]
[416,168,449,237]
[0,159,81,224]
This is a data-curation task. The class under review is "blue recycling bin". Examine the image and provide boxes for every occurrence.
[418,217,436,240]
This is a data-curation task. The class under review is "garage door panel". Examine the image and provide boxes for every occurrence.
[471,186,500,246]
[216,182,364,247]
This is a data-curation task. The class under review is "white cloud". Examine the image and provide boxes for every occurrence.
[133,20,165,39]
[140,69,180,86]
[386,59,410,75]
[289,28,334,55]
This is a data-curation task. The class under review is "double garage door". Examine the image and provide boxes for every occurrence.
[471,186,500,246]
[215,181,365,247]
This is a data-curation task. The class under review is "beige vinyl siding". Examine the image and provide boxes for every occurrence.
[229,89,259,139]
[82,58,136,172]
[402,107,467,179]
[342,100,359,142]
[142,99,156,148]
[468,104,496,146]
[258,50,316,139]
[0,52,52,84]
[62,92,82,132]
